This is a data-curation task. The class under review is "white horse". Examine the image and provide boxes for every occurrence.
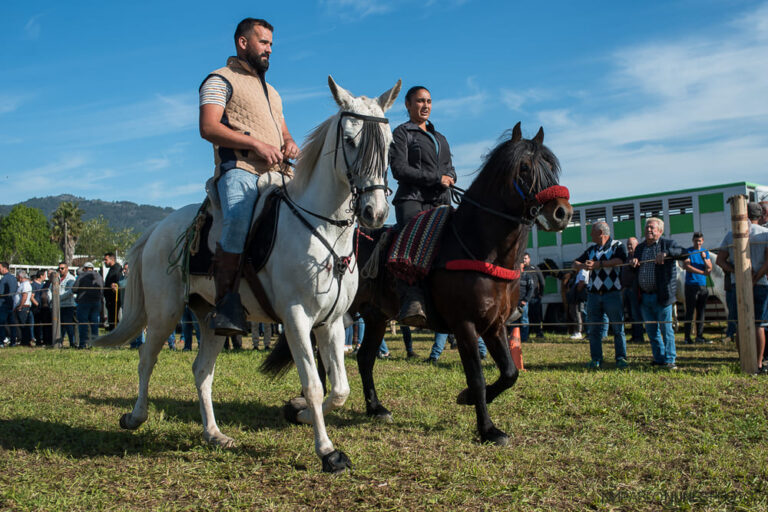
[673,251,728,330]
[93,77,402,473]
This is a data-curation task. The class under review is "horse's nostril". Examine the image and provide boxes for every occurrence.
[555,207,565,220]
[364,205,374,220]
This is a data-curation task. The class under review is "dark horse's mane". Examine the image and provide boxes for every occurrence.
[462,130,561,205]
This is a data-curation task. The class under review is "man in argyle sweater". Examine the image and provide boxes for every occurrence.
[574,221,629,369]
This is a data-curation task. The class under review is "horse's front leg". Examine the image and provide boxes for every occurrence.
[356,311,391,422]
[313,318,350,415]
[284,310,351,473]
[454,322,509,446]
[457,322,518,405]
[190,305,232,448]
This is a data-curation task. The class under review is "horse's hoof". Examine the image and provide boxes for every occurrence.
[283,397,309,425]
[119,413,141,430]
[321,450,352,473]
[481,426,509,446]
[366,405,393,424]
[456,388,475,405]
[204,432,237,449]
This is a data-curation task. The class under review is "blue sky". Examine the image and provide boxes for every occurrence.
[2,0,767,213]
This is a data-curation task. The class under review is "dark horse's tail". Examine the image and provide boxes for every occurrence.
[259,332,294,378]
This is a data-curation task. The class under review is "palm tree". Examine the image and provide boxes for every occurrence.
[51,201,84,265]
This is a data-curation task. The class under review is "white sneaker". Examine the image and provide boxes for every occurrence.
[570,332,583,340]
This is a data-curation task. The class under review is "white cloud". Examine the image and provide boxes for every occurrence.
[0,93,31,115]
[321,0,392,20]
[280,88,329,103]
[24,15,41,40]
[500,88,548,112]
[536,2,768,201]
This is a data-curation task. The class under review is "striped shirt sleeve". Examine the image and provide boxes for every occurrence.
[199,75,232,108]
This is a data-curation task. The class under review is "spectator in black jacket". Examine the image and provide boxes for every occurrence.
[630,217,687,369]
[73,262,104,348]
[103,252,123,331]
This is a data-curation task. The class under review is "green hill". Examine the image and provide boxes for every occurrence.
[0,195,175,233]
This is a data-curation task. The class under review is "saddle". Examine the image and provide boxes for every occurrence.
[188,172,291,276]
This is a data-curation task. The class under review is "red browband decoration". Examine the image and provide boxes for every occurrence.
[445,260,521,281]
[535,185,570,204]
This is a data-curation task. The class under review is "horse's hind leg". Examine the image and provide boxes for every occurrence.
[120,312,181,430]
[356,310,391,422]
[454,322,509,446]
[190,301,232,448]
[457,322,518,405]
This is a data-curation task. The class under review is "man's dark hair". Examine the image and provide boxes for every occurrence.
[234,18,274,43]
[692,232,704,239]
[405,86,429,103]
[104,252,115,258]
[524,252,530,258]
[0,261,8,270]
[59,261,67,266]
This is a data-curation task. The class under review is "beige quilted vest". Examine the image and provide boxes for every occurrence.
[206,57,285,178]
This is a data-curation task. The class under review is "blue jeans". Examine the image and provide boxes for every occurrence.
[60,306,76,346]
[400,325,414,353]
[76,301,100,347]
[520,303,530,342]
[130,330,145,348]
[586,291,627,362]
[217,169,260,253]
[726,288,737,338]
[622,287,645,341]
[641,293,676,364]
[754,285,768,325]
[0,305,15,342]
[429,333,486,360]
[181,307,200,350]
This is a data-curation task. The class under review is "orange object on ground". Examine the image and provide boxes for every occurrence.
[508,326,525,371]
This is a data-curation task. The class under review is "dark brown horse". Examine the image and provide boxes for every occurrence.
[263,122,572,446]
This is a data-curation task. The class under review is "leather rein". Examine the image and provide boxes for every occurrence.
[447,182,570,280]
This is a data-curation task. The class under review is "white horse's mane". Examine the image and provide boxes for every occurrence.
[292,117,334,193]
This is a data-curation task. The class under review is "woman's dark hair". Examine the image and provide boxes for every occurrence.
[405,86,429,103]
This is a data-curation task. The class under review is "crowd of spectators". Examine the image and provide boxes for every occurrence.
[1,203,767,375]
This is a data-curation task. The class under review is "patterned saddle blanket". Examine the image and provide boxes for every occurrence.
[387,205,452,284]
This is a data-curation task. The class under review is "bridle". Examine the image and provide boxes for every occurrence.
[449,176,569,263]
[449,175,559,227]
[334,110,391,219]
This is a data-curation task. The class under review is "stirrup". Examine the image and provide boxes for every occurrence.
[211,291,248,336]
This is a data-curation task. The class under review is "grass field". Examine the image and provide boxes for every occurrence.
[1,330,767,511]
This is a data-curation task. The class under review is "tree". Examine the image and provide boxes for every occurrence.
[51,201,84,265]
[76,215,140,260]
[0,205,61,264]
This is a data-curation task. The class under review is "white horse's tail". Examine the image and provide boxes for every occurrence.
[92,224,155,347]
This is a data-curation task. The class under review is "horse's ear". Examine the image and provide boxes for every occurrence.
[511,122,522,143]
[532,127,544,145]
[376,79,402,112]
[328,75,354,108]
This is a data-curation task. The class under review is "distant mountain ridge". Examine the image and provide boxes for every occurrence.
[0,195,175,233]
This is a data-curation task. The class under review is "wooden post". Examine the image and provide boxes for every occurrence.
[51,273,61,348]
[728,195,758,374]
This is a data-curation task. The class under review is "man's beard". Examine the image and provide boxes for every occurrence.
[246,51,269,74]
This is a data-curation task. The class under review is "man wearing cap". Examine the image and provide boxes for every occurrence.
[72,262,104,349]
[199,17,299,336]
[716,202,768,374]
